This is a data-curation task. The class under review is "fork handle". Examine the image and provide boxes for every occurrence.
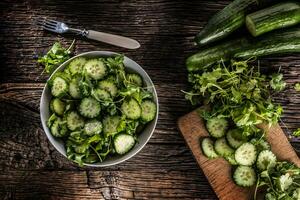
[86,30,140,49]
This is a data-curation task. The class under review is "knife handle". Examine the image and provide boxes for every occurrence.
[86,30,140,49]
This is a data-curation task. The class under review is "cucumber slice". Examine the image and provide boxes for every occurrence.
[214,137,234,157]
[121,98,141,119]
[126,73,143,87]
[84,59,107,80]
[51,76,68,98]
[84,119,102,136]
[114,133,135,155]
[68,57,86,75]
[225,154,238,165]
[226,129,245,149]
[233,166,256,187]
[92,88,111,101]
[201,138,218,159]
[206,117,228,138]
[69,77,82,99]
[66,111,85,131]
[98,80,118,97]
[256,150,277,171]
[235,143,257,166]
[141,100,156,122]
[50,98,66,116]
[103,115,121,135]
[78,97,101,118]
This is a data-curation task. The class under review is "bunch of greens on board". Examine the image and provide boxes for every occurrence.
[184,60,283,136]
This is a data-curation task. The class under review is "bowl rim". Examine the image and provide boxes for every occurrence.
[40,51,159,167]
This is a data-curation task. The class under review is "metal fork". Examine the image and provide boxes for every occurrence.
[36,18,140,49]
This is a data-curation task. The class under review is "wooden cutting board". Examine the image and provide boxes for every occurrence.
[177,108,300,200]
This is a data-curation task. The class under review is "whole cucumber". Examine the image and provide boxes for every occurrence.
[246,2,300,37]
[195,0,278,46]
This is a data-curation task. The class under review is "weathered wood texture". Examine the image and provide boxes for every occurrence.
[178,110,300,200]
[0,0,299,199]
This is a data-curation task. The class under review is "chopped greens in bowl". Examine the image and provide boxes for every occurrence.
[40,51,158,167]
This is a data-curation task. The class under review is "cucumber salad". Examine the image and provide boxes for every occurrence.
[46,55,157,165]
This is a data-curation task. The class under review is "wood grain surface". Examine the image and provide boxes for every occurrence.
[0,0,300,199]
[177,110,300,200]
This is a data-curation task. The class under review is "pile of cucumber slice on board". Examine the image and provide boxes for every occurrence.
[201,116,276,187]
[47,55,157,166]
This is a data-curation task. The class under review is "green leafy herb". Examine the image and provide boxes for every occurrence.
[38,40,75,74]
[184,60,283,136]
[292,128,300,137]
[270,73,286,92]
[294,83,300,92]
[254,161,300,200]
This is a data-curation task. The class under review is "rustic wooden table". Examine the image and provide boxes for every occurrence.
[0,0,299,199]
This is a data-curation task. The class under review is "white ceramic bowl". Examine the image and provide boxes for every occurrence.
[40,51,159,167]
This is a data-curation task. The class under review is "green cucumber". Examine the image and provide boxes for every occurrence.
[246,2,300,37]
[201,138,219,159]
[226,129,246,149]
[194,0,276,46]
[186,38,249,71]
[66,111,85,131]
[225,154,238,165]
[103,115,121,135]
[78,97,101,118]
[206,117,229,138]
[126,73,143,87]
[84,119,102,136]
[256,150,277,171]
[214,137,234,157]
[50,98,66,116]
[234,27,300,59]
[235,143,257,166]
[141,100,157,122]
[233,166,256,187]
[114,133,135,155]
[68,57,86,75]
[92,88,111,101]
[98,80,118,98]
[51,76,68,97]
[69,77,82,99]
[121,98,141,120]
[84,59,107,80]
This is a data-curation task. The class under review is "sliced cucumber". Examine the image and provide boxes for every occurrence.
[98,80,118,97]
[225,154,238,165]
[66,111,85,131]
[68,57,86,75]
[84,59,107,80]
[50,98,66,116]
[51,76,68,98]
[103,115,121,135]
[214,137,234,157]
[114,133,135,155]
[256,150,277,171]
[206,117,228,138]
[233,166,256,187]
[92,88,111,101]
[201,138,218,159]
[78,97,101,118]
[126,73,143,87]
[69,77,82,99]
[226,129,245,149]
[84,119,102,136]
[235,143,257,166]
[141,100,156,122]
[121,98,141,119]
